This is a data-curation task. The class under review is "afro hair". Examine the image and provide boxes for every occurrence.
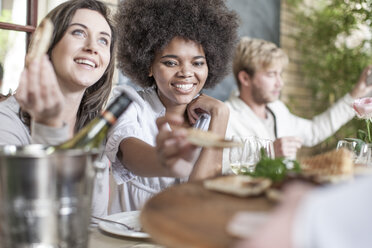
[115,0,239,89]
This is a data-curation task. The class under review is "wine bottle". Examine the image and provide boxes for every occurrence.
[49,91,132,152]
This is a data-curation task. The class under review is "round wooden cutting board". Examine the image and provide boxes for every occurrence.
[141,181,275,248]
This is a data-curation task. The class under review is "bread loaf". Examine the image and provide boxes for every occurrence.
[25,18,53,67]
[300,148,354,182]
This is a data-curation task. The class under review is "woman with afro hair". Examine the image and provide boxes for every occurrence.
[105,0,238,212]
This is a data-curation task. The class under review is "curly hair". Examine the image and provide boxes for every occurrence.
[115,0,238,89]
[20,0,116,132]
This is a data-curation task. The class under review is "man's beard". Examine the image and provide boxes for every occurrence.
[251,83,277,104]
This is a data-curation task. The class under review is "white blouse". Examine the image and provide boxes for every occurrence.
[105,85,209,212]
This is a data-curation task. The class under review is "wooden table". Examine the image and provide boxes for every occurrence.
[141,181,275,248]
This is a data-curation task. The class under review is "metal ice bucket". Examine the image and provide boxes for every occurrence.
[0,145,98,248]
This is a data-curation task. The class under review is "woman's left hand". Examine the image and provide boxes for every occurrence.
[186,93,228,125]
[185,94,229,180]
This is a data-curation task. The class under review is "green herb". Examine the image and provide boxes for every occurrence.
[242,149,301,182]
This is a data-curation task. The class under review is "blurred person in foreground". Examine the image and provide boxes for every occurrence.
[232,177,372,248]
[225,37,372,160]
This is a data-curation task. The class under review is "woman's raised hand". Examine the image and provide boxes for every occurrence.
[15,55,65,127]
[186,93,229,125]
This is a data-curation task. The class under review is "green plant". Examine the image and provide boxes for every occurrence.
[242,149,301,182]
[286,0,372,152]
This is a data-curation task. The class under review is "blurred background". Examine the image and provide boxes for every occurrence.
[0,0,371,156]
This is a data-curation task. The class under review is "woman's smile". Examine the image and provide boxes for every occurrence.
[171,82,196,93]
[150,36,208,108]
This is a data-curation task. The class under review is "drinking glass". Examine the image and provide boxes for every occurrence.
[336,140,357,152]
[256,138,275,159]
[240,137,260,173]
[229,136,275,174]
[355,143,372,166]
[228,136,244,174]
[336,139,358,161]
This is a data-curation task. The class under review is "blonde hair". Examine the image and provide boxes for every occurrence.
[233,37,288,88]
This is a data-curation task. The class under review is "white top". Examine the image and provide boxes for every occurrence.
[293,177,372,248]
[0,96,69,146]
[105,85,210,212]
[225,91,355,146]
[222,91,355,174]
[262,110,276,141]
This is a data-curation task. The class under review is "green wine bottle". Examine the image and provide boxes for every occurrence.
[50,91,132,152]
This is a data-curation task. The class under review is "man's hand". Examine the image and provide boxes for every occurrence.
[350,65,372,99]
[273,136,302,159]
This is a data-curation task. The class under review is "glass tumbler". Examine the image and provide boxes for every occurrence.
[355,143,372,166]
[336,139,358,161]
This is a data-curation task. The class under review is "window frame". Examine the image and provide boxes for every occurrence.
[0,0,38,49]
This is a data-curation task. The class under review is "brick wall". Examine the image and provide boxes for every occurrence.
[280,1,315,118]
[280,1,318,157]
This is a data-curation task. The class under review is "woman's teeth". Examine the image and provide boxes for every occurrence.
[75,59,96,68]
[174,84,193,90]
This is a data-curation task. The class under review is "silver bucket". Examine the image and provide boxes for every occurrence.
[0,145,99,248]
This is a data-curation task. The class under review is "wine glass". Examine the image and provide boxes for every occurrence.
[228,136,244,174]
[240,136,260,173]
[229,136,275,174]
[256,138,275,159]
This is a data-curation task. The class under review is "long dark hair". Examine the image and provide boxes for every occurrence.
[20,0,116,133]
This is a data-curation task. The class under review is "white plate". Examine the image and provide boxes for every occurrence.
[98,211,150,238]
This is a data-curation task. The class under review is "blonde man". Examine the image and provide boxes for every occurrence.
[225,37,372,159]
